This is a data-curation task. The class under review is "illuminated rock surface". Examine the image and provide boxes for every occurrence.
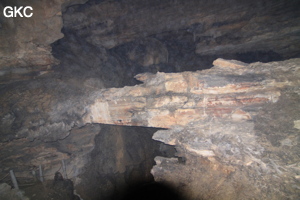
[0,0,300,199]
[1,58,300,199]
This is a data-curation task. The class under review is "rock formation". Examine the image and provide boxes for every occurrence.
[81,58,300,199]
[1,0,300,199]
[1,0,300,84]
[1,57,299,199]
[62,0,300,59]
[0,0,88,84]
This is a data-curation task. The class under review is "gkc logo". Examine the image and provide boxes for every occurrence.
[3,6,33,18]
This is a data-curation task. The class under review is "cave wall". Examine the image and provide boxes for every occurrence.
[0,0,300,199]
[0,0,88,83]
[2,58,298,199]
[1,0,300,83]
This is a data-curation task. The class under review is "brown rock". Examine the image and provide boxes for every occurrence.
[213,58,249,69]
[0,0,88,83]
[147,109,176,128]
[164,74,188,93]
[231,109,252,121]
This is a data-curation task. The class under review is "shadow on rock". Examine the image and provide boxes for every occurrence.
[120,181,184,200]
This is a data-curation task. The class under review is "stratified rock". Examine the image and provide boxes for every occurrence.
[0,57,299,199]
[80,58,300,199]
[195,1,300,59]
[62,0,300,60]
[82,58,298,128]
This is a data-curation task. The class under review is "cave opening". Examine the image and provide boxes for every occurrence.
[74,124,176,200]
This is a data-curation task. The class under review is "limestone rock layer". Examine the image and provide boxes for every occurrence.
[0,0,300,198]
[83,58,296,129]
[81,58,300,199]
[0,58,300,199]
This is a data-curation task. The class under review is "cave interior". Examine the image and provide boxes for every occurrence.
[0,0,300,200]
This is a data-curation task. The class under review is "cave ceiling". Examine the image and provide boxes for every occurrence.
[63,0,300,57]
[0,0,300,83]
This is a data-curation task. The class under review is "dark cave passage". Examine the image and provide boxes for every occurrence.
[75,124,176,200]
